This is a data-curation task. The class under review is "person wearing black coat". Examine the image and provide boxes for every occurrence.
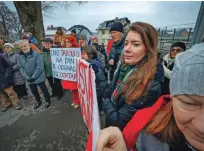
[81,45,107,112]
[103,62,164,130]
[162,42,186,95]
[3,43,28,98]
[102,22,164,130]
[108,22,125,80]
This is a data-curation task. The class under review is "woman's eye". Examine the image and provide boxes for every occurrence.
[182,101,196,106]
[134,43,140,47]
[125,42,128,46]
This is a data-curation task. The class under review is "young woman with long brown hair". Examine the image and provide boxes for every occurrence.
[97,42,204,151]
[103,22,164,130]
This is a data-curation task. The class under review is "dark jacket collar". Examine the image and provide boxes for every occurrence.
[42,48,50,53]
[113,36,125,48]
[5,51,15,57]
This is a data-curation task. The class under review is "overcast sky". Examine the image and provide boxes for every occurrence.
[5,1,201,32]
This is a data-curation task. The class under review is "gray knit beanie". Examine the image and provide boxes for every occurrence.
[170,43,204,97]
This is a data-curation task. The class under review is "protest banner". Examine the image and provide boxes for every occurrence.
[76,58,101,151]
[50,48,81,81]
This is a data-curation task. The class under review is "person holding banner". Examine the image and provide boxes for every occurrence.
[81,45,107,112]
[103,22,164,130]
[61,36,80,109]
[41,38,63,100]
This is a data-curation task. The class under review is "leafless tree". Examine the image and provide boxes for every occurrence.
[0,1,23,41]
[10,12,23,39]
[13,1,87,44]
[0,1,13,39]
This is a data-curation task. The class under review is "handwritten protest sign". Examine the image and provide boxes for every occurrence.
[50,48,81,81]
[76,58,101,151]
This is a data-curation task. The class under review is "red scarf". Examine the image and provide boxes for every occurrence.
[122,95,170,150]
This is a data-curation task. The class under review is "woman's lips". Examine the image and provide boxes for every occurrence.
[124,56,132,59]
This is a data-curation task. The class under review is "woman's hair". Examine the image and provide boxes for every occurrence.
[146,101,182,144]
[56,27,64,35]
[121,22,158,103]
[82,45,98,60]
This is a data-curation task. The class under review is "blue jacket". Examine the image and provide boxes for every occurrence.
[136,131,169,151]
[18,49,46,84]
[103,62,164,130]
[90,58,107,98]
[92,43,108,67]
[4,52,25,86]
[0,54,13,90]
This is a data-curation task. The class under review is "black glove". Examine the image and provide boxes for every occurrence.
[27,77,35,82]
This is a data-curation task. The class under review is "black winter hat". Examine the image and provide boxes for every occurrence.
[171,42,186,51]
[45,38,53,43]
[110,22,124,33]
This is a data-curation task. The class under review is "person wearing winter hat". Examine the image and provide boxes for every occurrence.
[0,44,22,112]
[109,22,126,80]
[23,32,38,46]
[41,38,63,100]
[97,42,204,151]
[22,35,41,53]
[3,43,28,100]
[162,42,186,94]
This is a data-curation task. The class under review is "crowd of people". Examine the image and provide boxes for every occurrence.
[0,20,204,151]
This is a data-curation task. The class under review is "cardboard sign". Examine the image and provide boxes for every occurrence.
[76,58,101,151]
[50,48,81,81]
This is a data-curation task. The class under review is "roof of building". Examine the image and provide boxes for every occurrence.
[68,25,92,35]
[46,25,67,32]
[45,30,71,36]
[96,17,131,30]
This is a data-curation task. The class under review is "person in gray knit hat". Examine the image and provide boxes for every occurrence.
[96,42,204,151]
[170,42,204,96]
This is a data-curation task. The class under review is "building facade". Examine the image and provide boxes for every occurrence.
[96,17,131,45]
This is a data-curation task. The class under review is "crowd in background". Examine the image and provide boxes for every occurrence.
[0,21,204,151]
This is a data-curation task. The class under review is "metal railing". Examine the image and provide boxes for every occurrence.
[158,27,194,57]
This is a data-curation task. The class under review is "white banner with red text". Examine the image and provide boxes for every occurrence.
[76,58,101,151]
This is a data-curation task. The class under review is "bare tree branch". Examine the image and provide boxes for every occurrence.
[41,1,87,16]
[0,2,23,40]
